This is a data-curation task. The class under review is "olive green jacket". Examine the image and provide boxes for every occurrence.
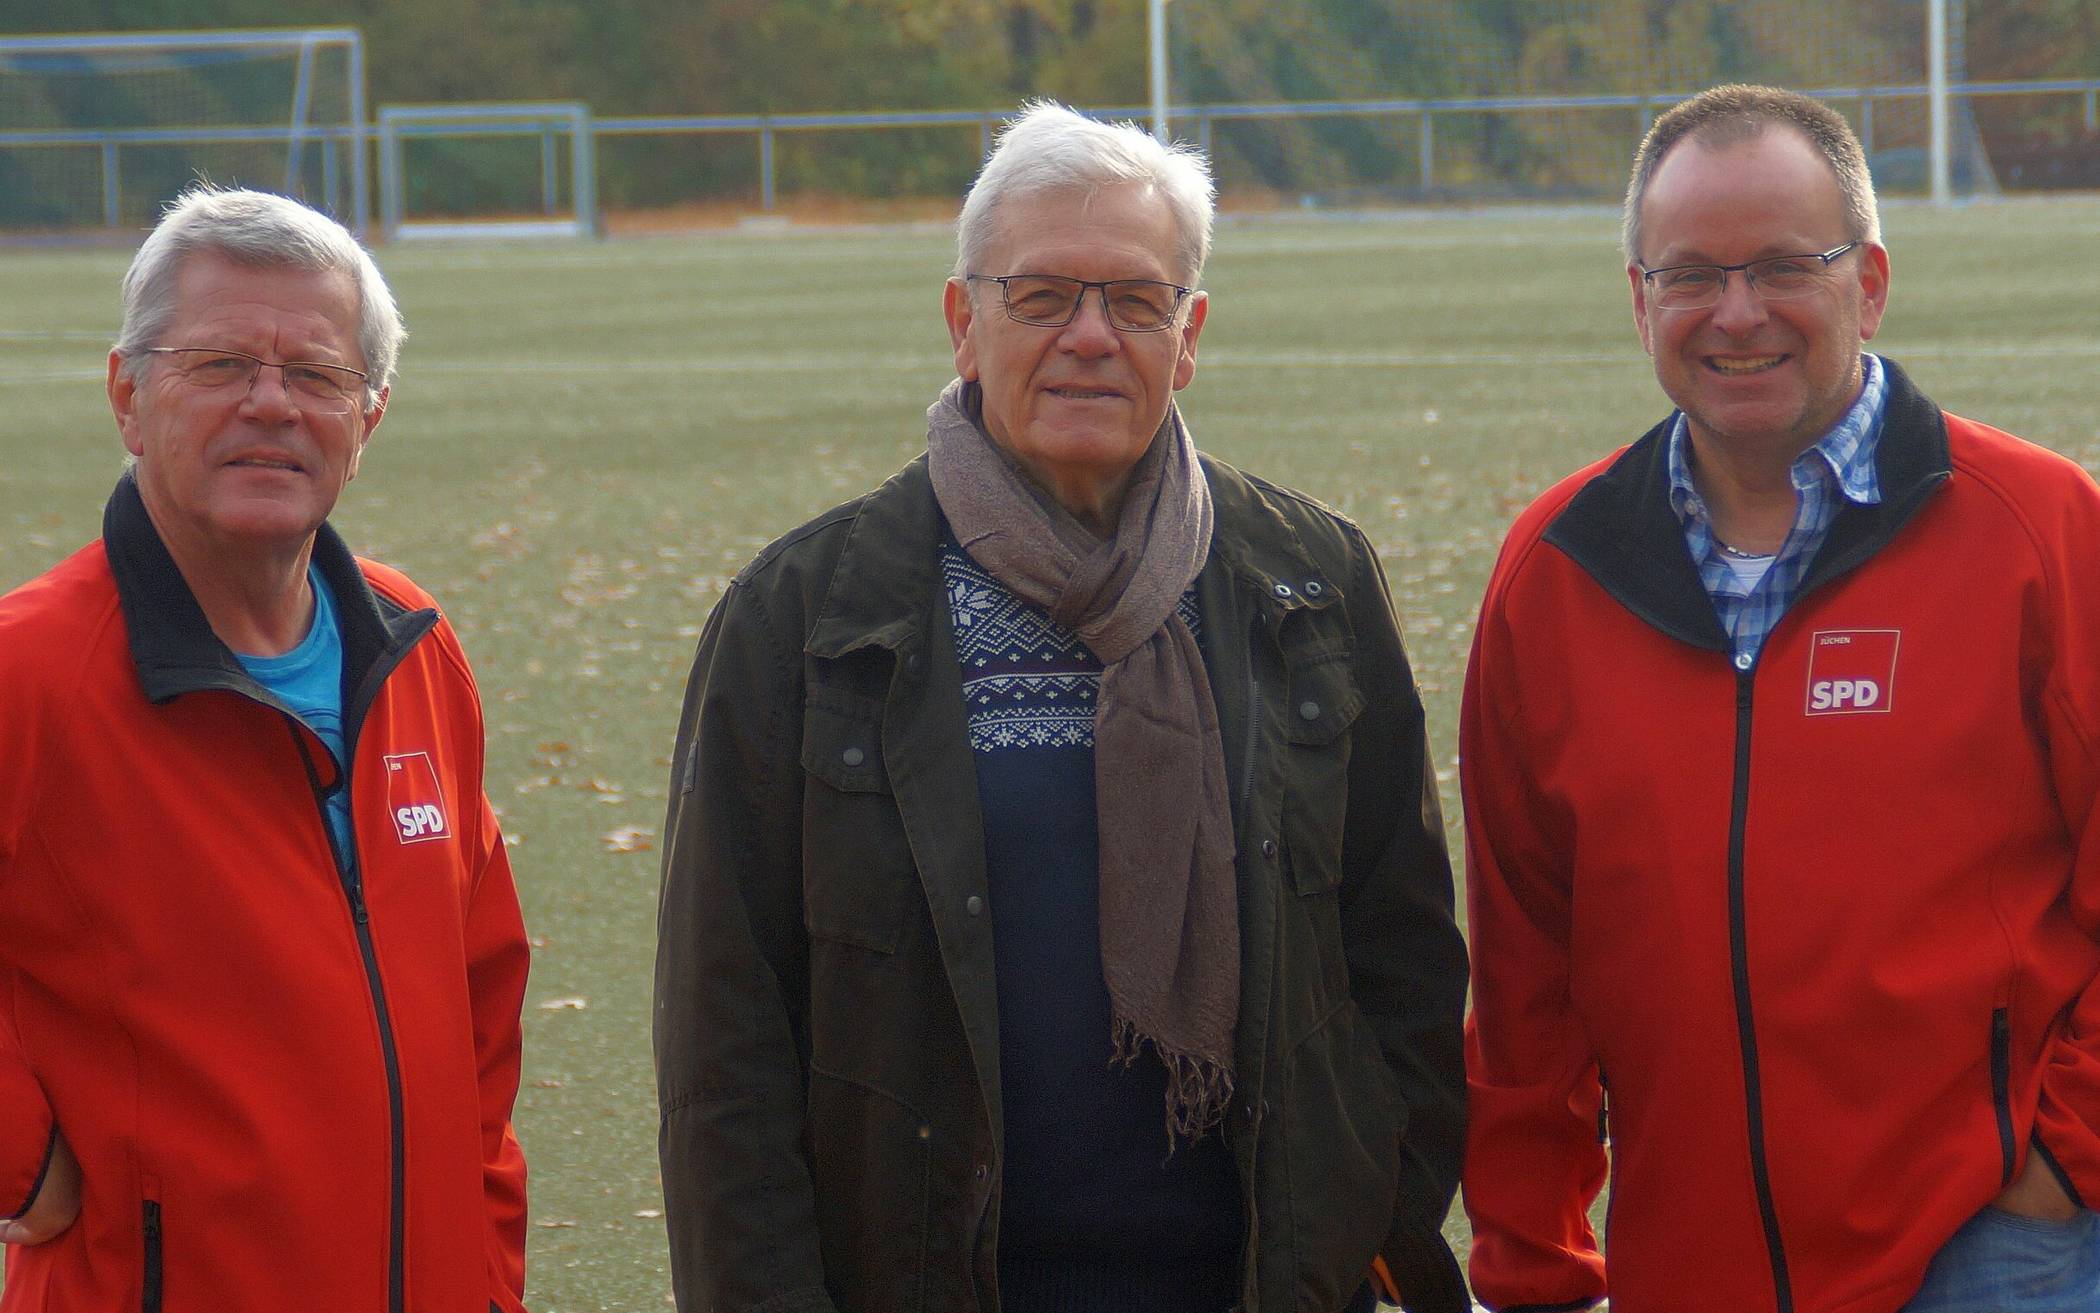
[655,452,1468,1313]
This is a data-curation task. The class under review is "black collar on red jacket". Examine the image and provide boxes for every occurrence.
[101,469,437,716]
[1540,355,1954,652]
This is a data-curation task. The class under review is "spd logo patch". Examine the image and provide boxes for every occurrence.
[383,751,452,844]
[1804,629,1900,716]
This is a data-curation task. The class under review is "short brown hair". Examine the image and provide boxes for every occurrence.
[1622,83,1880,263]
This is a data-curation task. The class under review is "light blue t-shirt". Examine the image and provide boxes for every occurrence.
[237,565,354,870]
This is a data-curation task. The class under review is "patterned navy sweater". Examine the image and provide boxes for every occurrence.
[943,536,1244,1313]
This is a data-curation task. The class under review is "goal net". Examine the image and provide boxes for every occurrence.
[0,28,367,238]
[377,103,598,240]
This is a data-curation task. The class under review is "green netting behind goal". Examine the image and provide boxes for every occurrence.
[1165,0,1997,204]
[0,30,366,236]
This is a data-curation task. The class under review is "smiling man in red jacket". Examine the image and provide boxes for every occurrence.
[1462,85,2100,1313]
[0,186,529,1312]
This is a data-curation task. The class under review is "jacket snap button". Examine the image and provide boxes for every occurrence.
[842,746,866,767]
[1272,582,1293,598]
[1303,580,1322,597]
[1298,700,1321,721]
[965,894,983,916]
[973,1163,988,1181]
[1260,839,1277,859]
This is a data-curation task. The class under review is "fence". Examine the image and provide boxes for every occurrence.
[586,78,2098,215]
[4,78,2097,240]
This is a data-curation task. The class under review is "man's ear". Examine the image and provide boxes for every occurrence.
[1855,242,1892,343]
[1172,292,1207,391]
[347,386,388,480]
[1628,264,1655,357]
[943,278,980,382]
[108,350,146,457]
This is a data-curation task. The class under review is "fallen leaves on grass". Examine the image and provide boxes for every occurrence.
[602,825,655,854]
[537,996,589,1011]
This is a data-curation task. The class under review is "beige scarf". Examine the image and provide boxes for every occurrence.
[927,378,1238,1141]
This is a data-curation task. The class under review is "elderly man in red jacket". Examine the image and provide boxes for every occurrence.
[1463,84,2100,1313]
[0,186,530,1312]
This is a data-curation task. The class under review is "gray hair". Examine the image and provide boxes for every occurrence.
[955,100,1216,287]
[1623,84,1881,265]
[114,185,404,409]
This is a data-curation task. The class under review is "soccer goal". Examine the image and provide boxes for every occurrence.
[377,103,598,241]
[0,28,368,238]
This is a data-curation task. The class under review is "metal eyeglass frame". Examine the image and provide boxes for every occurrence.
[1637,241,1862,309]
[964,273,1193,332]
[144,346,371,412]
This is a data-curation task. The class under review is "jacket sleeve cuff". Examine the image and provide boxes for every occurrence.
[2032,1050,2100,1212]
[2031,1135,2089,1212]
[2,1125,58,1221]
[1379,1221,1472,1313]
[0,1047,57,1221]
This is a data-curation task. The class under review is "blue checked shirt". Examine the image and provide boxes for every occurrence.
[1666,353,1888,669]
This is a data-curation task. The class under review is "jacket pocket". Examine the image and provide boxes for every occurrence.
[807,1068,933,1313]
[1279,648,1363,897]
[1993,1007,2016,1187]
[1280,1000,1402,1312]
[142,1199,163,1313]
[800,689,910,954]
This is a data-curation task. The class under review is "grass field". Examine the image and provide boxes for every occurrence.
[4,199,2099,1309]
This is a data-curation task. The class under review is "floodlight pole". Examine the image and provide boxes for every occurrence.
[1149,0,1170,142]
[1928,0,1951,205]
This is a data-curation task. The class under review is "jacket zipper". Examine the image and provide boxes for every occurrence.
[1991,1007,2016,1186]
[291,721,408,1313]
[1726,665,1794,1313]
[141,1199,163,1313]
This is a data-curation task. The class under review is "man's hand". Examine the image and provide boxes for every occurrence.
[0,1130,80,1245]
[1991,1145,2080,1222]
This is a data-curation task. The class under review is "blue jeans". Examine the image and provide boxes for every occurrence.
[1901,1206,2100,1312]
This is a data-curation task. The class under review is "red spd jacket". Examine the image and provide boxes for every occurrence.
[1462,363,2100,1313]
[0,475,529,1312]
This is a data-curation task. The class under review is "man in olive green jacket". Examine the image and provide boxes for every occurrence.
[655,102,1465,1313]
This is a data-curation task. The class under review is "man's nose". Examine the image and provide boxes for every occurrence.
[1057,286,1122,354]
[239,362,301,416]
[1707,269,1770,332]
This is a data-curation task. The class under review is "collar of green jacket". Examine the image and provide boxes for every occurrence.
[801,452,1346,663]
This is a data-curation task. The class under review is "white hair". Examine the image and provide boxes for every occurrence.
[955,100,1216,286]
[114,185,404,409]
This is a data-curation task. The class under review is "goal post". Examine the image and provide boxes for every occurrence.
[0,28,368,238]
[377,103,598,241]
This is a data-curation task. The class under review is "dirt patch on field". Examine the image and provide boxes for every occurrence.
[603,196,962,234]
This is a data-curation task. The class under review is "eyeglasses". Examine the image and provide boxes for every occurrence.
[145,347,370,414]
[1638,242,1863,311]
[965,274,1193,332]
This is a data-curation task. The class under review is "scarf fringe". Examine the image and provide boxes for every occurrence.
[1113,1016,1235,1145]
